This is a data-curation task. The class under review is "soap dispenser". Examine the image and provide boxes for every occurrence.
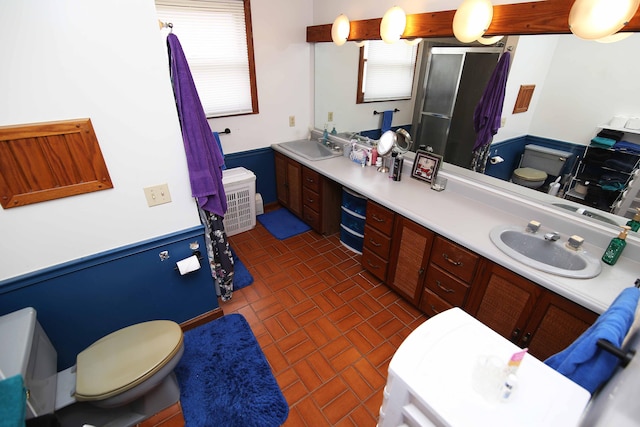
[322,124,329,143]
[602,226,631,266]
[331,125,337,135]
[626,208,640,232]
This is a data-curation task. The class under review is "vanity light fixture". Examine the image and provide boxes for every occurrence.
[380,6,407,44]
[452,0,494,43]
[476,35,504,45]
[595,32,634,43]
[404,38,423,46]
[568,0,640,40]
[331,14,351,46]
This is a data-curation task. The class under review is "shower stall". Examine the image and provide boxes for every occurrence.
[412,45,503,168]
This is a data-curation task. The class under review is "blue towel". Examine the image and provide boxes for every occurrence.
[0,375,26,427]
[545,287,640,393]
[213,132,226,170]
[381,110,393,132]
[590,136,616,148]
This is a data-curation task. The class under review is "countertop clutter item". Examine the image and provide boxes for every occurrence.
[602,226,631,266]
[626,208,640,232]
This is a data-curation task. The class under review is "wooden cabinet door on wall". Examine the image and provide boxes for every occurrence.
[470,263,542,344]
[387,217,434,306]
[274,151,302,217]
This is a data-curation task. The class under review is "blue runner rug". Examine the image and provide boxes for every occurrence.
[175,314,289,427]
[257,208,311,240]
[232,249,253,291]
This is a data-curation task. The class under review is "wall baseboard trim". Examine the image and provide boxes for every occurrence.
[180,307,224,331]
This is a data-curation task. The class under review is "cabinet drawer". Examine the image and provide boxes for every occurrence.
[302,205,321,231]
[425,265,469,307]
[431,237,479,283]
[362,247,388,282]
[366,201,395,236]
[363,224,392,259]
[419,289,453,318]
[302,187,320,212]
[302,167,321,193]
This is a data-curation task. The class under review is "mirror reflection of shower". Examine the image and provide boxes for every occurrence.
[412,44,503,169]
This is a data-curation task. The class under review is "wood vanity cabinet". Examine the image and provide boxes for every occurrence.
[467,263,598,360]
[275,151,341,234]
[361,201,396,282]
[386,217,435,306]
[301,166,341,234]
[274,151,302,217]
[419,236,483,317]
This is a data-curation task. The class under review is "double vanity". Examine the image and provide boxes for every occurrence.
[273,133,639,358]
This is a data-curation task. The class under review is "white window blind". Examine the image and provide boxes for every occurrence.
[156,0,253,117]
[362,41,418,102]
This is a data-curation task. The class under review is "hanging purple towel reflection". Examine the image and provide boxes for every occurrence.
[472,51,511,151]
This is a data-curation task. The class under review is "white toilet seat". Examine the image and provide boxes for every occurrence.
[75,320,183,401]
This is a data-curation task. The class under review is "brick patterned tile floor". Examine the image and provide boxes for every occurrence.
[224,219,427,426]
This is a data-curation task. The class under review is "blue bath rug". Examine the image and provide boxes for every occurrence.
[175,314,289,427]
[257,208,311,240]
[232,249,253,291]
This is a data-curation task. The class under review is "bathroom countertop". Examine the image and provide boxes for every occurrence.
[272,142,640,314]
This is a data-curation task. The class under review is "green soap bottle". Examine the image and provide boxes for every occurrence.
[626,208,640,232]
[602,226,631,266]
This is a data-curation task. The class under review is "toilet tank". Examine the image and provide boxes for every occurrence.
[0,308,57,419]
[521,144,573,176]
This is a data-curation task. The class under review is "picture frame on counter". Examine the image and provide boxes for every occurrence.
[411,150,442,184]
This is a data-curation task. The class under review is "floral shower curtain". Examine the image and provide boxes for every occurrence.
[166,33,235,301]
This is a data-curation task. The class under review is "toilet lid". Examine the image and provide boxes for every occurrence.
[513,167,547,182]
[75,320,183,401]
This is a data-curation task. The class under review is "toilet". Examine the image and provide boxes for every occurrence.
[511,144,573,189]
[0,307,184,426]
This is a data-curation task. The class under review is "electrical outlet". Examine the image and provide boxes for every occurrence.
[328,112,334,122]
[144,184,172,207]
[289,116,295,127]
[500,117,507,127]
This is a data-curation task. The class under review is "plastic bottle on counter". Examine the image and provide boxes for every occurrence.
[389,152,398,179]
[602,226,631,265]
[393,155,404,181]
[626,208,640,232]
[371,147,378,166]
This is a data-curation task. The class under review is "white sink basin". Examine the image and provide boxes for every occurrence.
[278,139,343,161]
[489,225,602,279]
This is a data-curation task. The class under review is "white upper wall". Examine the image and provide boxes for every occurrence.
[0,0,313,280]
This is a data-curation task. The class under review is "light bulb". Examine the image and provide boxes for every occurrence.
[380,6,407,44]
[569,0,640,40]
[453,0,494,43]
[331,14,350,46]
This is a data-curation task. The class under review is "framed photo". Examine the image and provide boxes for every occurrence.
[411,150,442,184]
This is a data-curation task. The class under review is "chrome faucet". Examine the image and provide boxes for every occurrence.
[544,232,561,242]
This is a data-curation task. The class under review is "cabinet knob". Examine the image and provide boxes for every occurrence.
[442,253,463,267]
[511,328,521,342]
[521,332,532,345]
[368,238,382,247]
[306,198,314,203]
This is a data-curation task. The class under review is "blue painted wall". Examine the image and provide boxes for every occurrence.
[225,147,277,205]
[0,226,218,370]
[484,135,587,183]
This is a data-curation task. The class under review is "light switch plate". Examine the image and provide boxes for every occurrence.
[144,184,172,207]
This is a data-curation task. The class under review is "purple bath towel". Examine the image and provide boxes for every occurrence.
[167,34,226,216]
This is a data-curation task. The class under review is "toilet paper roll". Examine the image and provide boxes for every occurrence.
[176,255,201,275]
[490,156,504,165]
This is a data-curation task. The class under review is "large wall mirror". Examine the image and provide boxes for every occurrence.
[314,33,640,234]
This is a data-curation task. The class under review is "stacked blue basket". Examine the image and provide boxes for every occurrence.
[340,188,367,253]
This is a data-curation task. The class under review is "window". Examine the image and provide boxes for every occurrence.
[357,40,419,103]
[156,0,258,117]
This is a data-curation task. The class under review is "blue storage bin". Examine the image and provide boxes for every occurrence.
[340,224,364,254]
[342,188,367,216]
[341,206,365,235]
